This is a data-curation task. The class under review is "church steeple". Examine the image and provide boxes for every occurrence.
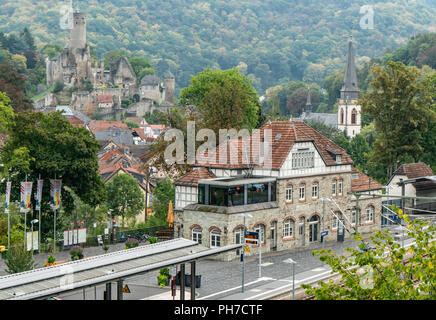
[340,37,359,100]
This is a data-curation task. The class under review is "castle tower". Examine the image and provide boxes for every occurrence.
[163,70,175,104]
[69,11,87,51]
[337,37,361,138]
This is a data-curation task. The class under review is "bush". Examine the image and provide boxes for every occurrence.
[70,246,84,261]
[103,245,109,253]
[149,236,157,244]
[5,246,35,274]
[157,268,170,287]
[47,255,55,264]
[125,238,139,249]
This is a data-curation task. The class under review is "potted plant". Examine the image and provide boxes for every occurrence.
[125,238,139,249]
[103,245,109,253]
[157,268,171,287]
[70,246,84,261]
[44,254,56,267]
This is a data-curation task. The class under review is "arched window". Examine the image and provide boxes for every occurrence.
[340,109,344,124]
[351,109,357,124]
[312,182,319,199]
[192,227,202,244]
[285,185,293,202]
[332,211,342,230]
[299,184,306,201]
[234,227,244,245]
[283,219,295,238]
[210,229,221,248]
[255,224,265,244]
[366,206,374,223]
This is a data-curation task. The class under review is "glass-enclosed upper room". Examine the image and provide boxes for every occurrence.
[197,177,277,207]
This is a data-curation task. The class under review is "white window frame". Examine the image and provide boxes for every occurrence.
[234,228,244,245]
[332,180,337,196]
[210,229,221,248]
[366,206,374,223]
[299,184,306,201]
[338,180,343,195]
[283,219,294,238]
[312,182,318,199]
[192,227,202,244]
[255,225,265,244]
[292,151,315,169]
[285,185,293,202]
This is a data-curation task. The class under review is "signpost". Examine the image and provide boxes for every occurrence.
[321,231,328,237]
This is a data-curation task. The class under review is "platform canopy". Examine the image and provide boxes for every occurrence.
[0,238,242,300]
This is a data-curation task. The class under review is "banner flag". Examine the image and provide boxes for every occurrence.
[50,179,62,210]
[35,179,43,211]
[20,182,33,213]
[5,182,11,214]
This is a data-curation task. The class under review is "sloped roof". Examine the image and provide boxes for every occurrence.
[68,115,85,128]
[126,117,146,126]
[97,94,113,104]
[393,163,435,190]
[351,167,383,192]
[196,121,353,170]
[88,120,129,134]
[341,38,359,100]
[141,75,160,85]
[175,167,216,187]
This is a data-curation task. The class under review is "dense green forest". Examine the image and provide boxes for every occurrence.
[1,0,436,95]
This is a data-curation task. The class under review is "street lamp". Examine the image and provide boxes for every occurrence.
[317,198,331,250]
[237,213,253,293]
[283,258,297,300]
[30,219,39,254]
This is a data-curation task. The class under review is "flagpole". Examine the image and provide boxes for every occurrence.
[7,180,10,250]
[38,175,41,254]
[53,174,56,256]
[24,174,27,249]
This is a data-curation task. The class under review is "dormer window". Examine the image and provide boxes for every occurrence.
[351,173,359,180]
[336,155,342,164]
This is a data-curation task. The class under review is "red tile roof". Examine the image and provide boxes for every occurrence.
[351,167,383,192]
[393,163,435,189]
[98,94,113,104]
[68,115,85,128]
[196,121,353,169]
[175,167,216,186]
[88,120,129,134]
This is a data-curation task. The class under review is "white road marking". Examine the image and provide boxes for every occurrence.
[311,267,326,272]
[261,262,274,267]
[197,277,275,300]
[243,269,333,300]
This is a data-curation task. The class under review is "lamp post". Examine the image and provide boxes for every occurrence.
[237,213,253,293]
[283,258,297,300]
[317,198,331,250]
[30,219,39,255]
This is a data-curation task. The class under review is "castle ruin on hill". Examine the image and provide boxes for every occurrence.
[41,11,175,120]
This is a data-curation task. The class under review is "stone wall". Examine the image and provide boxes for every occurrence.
[175,171,382,262]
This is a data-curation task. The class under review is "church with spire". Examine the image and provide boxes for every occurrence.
[298,38,362,138]
[337,37,361,138]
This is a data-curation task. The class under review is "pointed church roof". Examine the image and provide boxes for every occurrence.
[340,38,359,100]
[305,86,312,113]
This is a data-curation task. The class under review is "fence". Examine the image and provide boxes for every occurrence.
[1,225,174,256]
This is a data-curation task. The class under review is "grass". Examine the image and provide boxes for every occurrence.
[31,84,55,102]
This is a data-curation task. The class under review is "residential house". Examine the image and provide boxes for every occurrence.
[97,94,114,108]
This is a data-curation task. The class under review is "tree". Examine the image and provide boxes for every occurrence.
[0,62,33,112]
[361,61,435,180]
[349,134,371,170]
[179,68,259,133]
[150,177,175,223]
[4,246,35,274]
[0,91,14,134]
[128,56,155,79]
[302,207,436,300]
[1,111,106,214]
[106,173,145,227]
